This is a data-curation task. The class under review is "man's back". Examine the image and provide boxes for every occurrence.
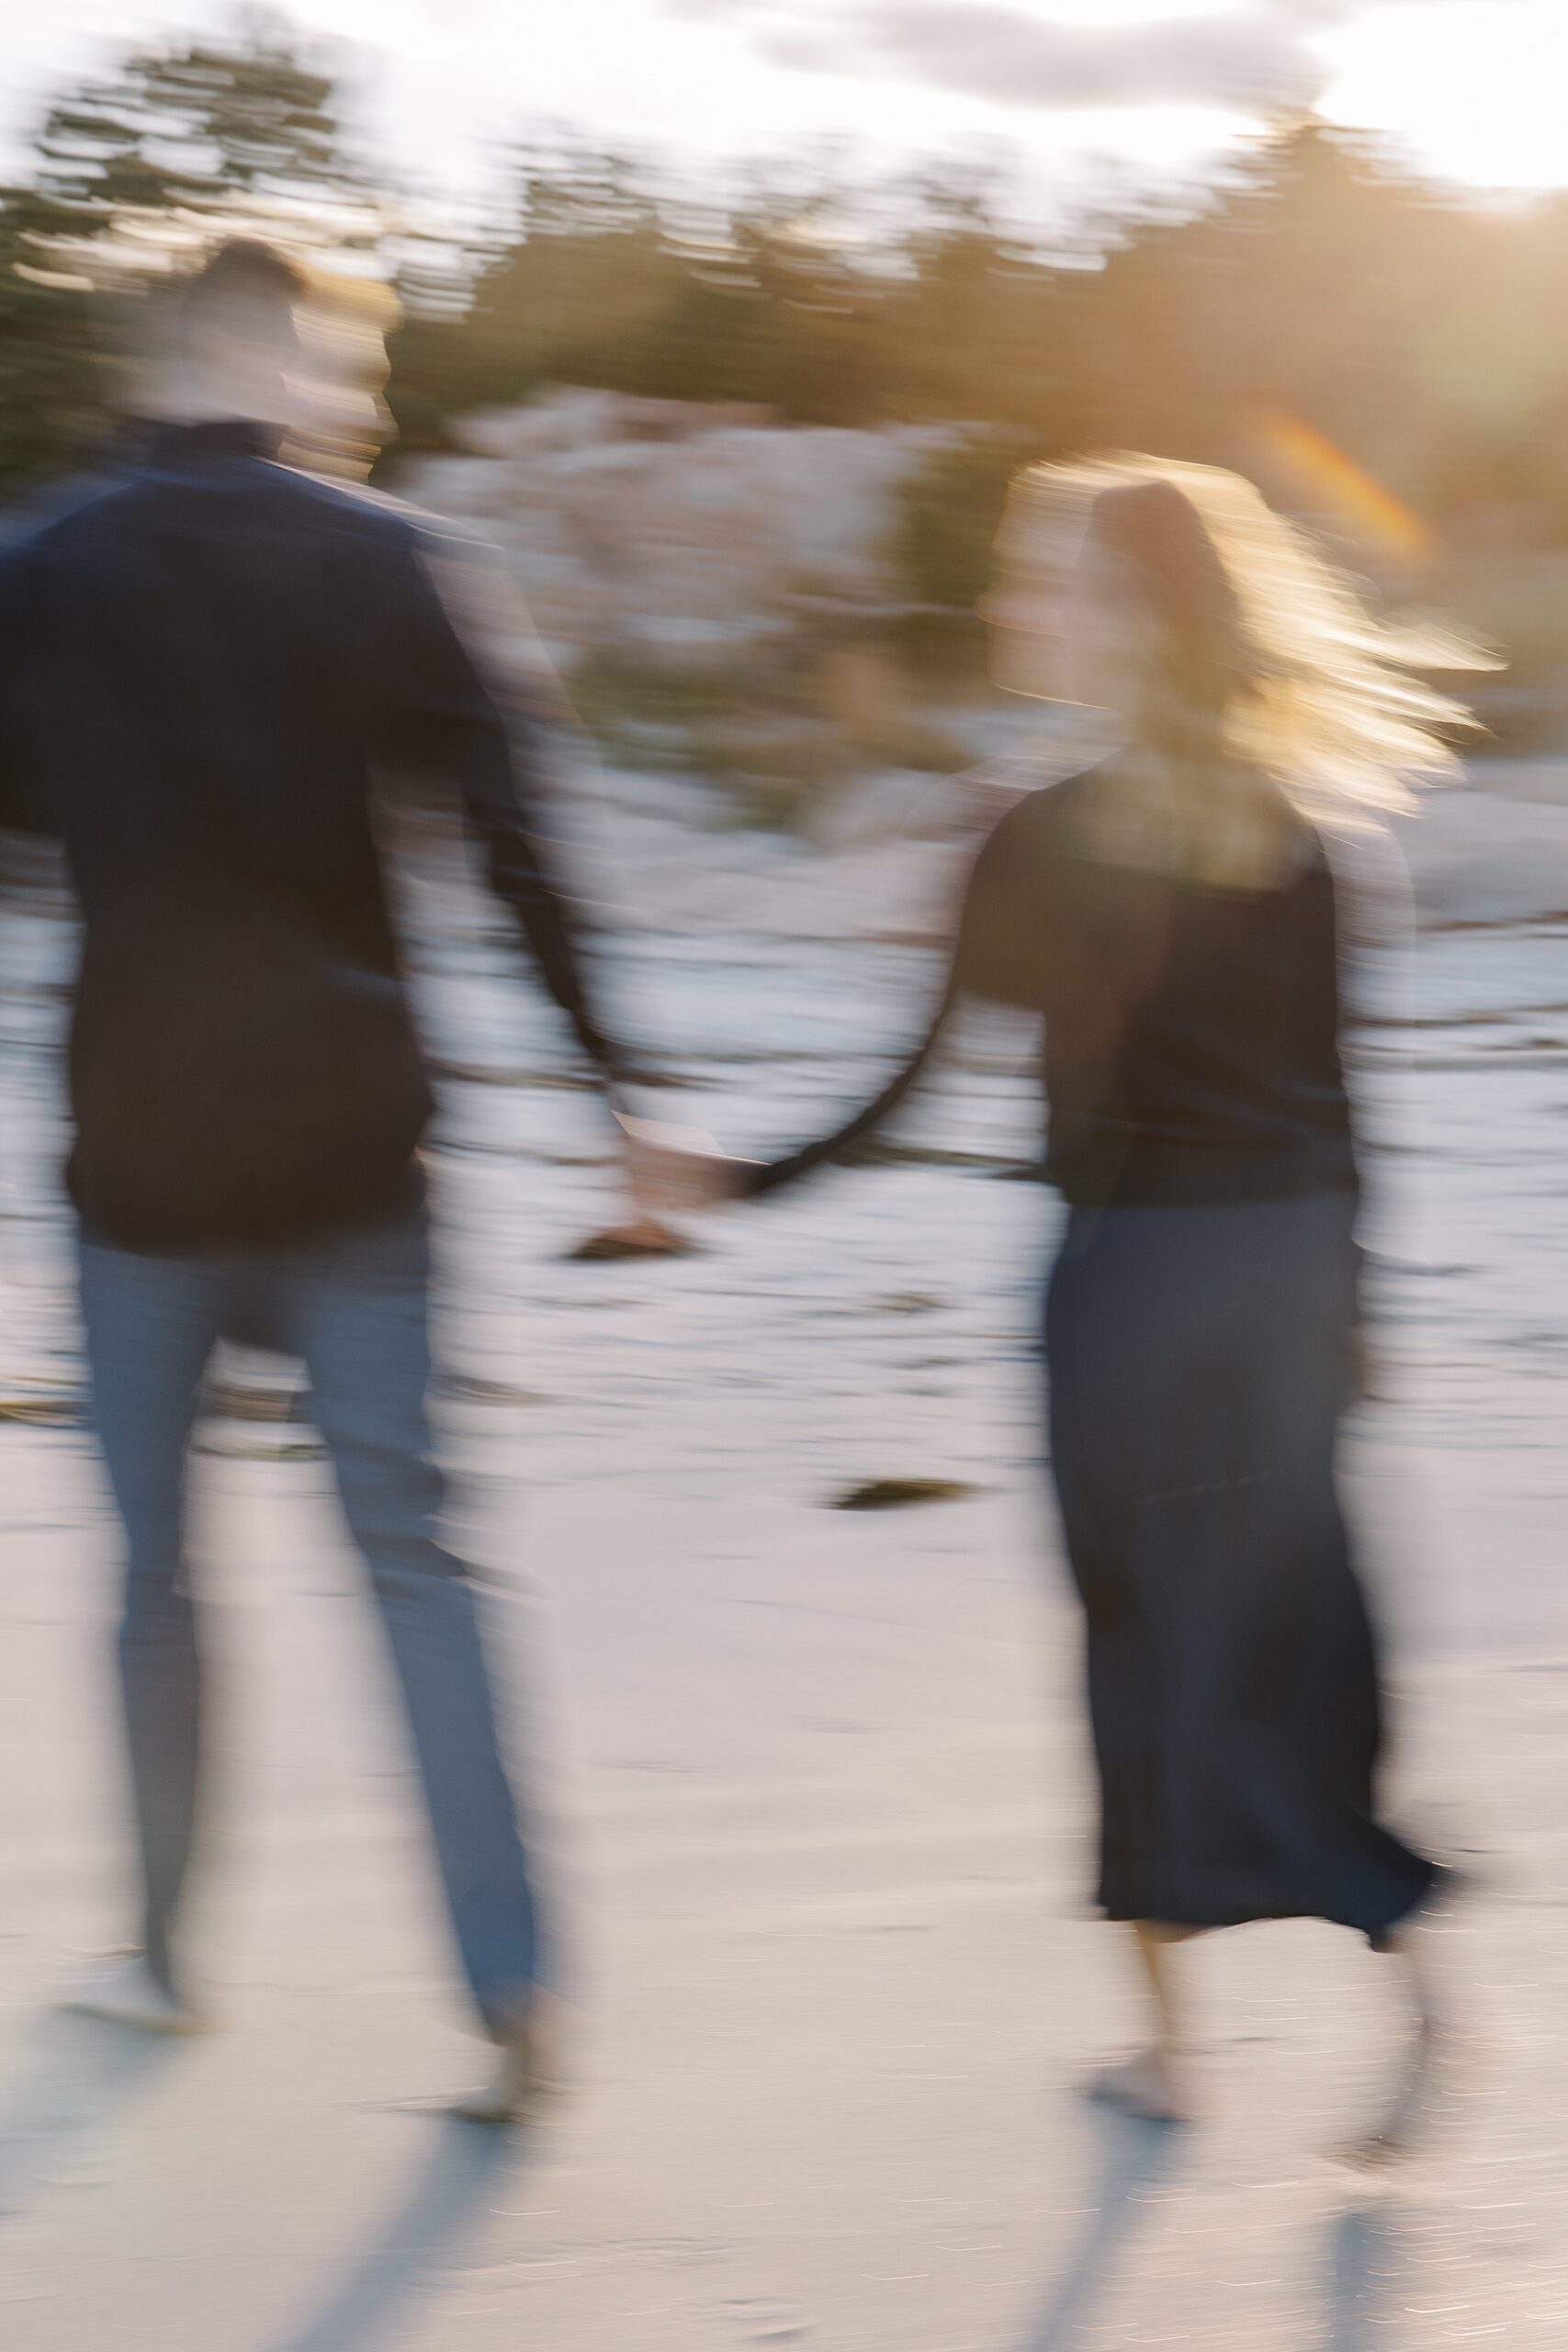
[2,420,609,1250]
[14,243,595,2119]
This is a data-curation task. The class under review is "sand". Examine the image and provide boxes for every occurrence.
[2,768,1566,2349]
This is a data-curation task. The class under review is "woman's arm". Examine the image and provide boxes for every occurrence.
[741,969,960,1199]
[737,801,1034,1202]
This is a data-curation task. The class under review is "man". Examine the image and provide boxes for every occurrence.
[0,239,649,2120]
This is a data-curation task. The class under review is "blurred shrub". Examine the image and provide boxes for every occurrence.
[816,644,969,769]
[1435,548,1568,746]
[0,17,371,500]
[387,122,1568,733]
[886,430,1041,619]
[1445,551,1568,684]
[570,629,968,826]
[568,651,761,754]
[688,716,853,831]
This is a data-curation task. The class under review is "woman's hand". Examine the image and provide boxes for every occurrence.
[570,1115,751,1260]
[620,1115,751,1222]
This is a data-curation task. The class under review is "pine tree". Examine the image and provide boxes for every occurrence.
[0,18,367,495]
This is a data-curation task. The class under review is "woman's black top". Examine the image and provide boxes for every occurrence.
[748,767,1359,1209]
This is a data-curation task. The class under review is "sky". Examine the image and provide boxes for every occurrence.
[4,0,1567,215]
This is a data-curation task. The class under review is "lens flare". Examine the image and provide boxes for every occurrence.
[1253,409,1434,567]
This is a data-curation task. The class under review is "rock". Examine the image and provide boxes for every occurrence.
[400,390,963,679]
[830,1476,979,1510]
[436,1374,553,1406]
[0,1386,85,1428]
[200,1374,310,1425]
[568,1225,701,1261]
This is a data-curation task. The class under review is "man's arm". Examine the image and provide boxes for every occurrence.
[0,540,51,848]
[370,517,623,1091]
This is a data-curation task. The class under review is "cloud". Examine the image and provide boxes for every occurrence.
[665,0,1426,118]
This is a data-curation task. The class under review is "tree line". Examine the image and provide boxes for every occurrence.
[5,23,1567,661]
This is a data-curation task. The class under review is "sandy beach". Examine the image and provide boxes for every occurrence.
[3,763,1567,2349]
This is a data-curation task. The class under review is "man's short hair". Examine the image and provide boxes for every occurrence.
[174,238,305,347]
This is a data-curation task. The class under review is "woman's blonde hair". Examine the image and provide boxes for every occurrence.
[995,452,1493,885]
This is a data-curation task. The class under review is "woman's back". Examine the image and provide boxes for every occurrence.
[956,770,1357,1208]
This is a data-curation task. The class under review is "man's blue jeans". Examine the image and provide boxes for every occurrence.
[78,1211,537,2038]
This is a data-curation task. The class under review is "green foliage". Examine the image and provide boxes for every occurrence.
[886,430,1043,619]
[385,121,1568,596]
[386,154,1100,456]
[7,47,1568,593]
[0,242,106,494]
[0,18,367,497]
[10,38,1568,703]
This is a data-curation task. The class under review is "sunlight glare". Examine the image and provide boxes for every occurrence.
[1321,1,1568,193]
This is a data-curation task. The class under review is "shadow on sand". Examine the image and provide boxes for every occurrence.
[1019,2107,1406,2351]
[263,2113,532,2352]
[1019,2104,1182,2349]
[1320,2194,1403,2352]
[0,2007,185,2220]
[0,2010,530,2352]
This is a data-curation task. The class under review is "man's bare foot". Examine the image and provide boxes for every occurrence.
[1086,2050,1193,2125]
[62,1956,208,2037]
[454,1995,572,2127]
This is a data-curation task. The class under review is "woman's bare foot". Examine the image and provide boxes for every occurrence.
[1087,2049,1193,2125]
[1336,2018,1478,2168]
[1340,1877,1477,2166]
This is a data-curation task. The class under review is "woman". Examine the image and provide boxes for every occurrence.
[654,455,1482,2143]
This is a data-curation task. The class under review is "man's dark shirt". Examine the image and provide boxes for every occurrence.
[0,421,616,1252]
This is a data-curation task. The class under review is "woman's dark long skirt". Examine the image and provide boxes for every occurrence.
[1044,1190,1436,1943]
